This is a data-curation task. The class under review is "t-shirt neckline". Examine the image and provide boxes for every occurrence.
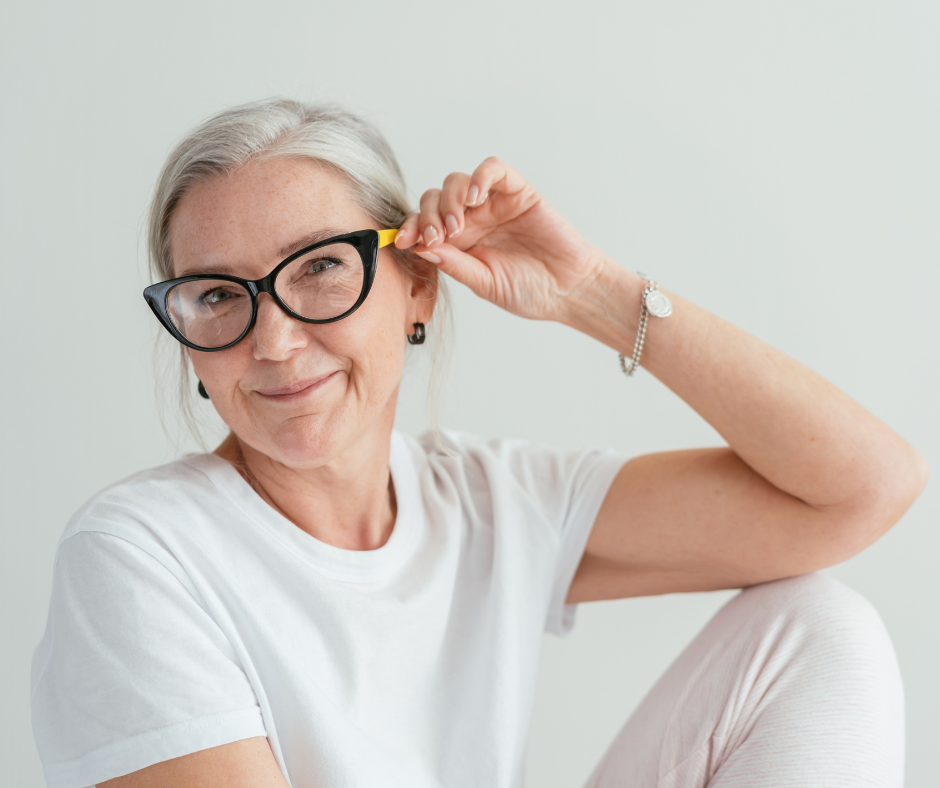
[180,430,420,583]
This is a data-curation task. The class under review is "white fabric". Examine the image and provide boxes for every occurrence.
[31,429,627,788]
[584,573,905,788]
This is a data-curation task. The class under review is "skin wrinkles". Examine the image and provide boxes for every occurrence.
[168,157,433,551]
[174,227,345,278]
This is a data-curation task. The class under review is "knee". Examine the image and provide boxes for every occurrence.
[730,573,902,694]
[738,572,886,641]
[701,574,905,782]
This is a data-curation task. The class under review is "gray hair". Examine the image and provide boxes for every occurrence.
[147,98,449,448]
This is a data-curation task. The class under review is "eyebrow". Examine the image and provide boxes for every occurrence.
[175,228,348,279]
[278,228,346,258]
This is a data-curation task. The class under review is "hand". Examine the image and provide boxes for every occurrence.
[394,157,605,322]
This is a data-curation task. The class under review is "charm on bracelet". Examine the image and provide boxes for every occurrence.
[619,272,672,377]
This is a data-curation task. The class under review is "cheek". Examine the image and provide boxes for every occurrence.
[188,312,406,418]
[188,346,252,406]
[342,262,410,384]
[342,298,407,397]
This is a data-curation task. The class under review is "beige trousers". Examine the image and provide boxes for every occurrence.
[583,573,904,788]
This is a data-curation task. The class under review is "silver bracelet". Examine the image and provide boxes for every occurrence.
[619,272,673,377]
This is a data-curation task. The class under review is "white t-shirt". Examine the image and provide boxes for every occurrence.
[31,429,626,788]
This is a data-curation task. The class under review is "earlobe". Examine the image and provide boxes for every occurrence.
[407,323,426,345]
[403,259,437,340]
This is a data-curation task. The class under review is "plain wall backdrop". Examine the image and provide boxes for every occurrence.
[2,1,938,785]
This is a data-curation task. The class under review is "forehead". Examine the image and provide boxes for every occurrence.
[168,157,371,276]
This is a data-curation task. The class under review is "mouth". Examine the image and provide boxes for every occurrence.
[255,371,339,401]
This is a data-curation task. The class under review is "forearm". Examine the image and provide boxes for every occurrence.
[565,257,927,520]
[404,156,926,588]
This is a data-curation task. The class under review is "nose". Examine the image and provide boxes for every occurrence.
[250,293,309,361]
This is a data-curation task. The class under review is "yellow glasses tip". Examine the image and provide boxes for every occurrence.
[378,228,399,248]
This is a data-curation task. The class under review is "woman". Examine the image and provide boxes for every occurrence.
[31,99,926,788]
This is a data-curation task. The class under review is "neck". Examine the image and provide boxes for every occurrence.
[213,422,397,552]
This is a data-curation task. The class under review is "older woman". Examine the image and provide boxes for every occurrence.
[32,99,926,788]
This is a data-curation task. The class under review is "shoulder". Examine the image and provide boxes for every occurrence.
[408,427,616,477]
[404,427,555,467]
[398,428,542,485]
[55,454,230,569]
[398,428,627,513]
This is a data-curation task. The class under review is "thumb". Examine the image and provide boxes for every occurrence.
[416,243,495,301]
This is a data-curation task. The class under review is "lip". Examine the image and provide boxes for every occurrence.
[255,371,339,400]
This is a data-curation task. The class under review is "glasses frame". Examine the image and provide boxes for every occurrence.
[143,228,398,352]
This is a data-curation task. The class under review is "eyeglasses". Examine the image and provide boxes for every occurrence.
[143,228,399,352]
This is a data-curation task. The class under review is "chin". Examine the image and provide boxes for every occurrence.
[256,411,356,468]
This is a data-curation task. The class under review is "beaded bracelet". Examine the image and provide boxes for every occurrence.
[619,272,673,376]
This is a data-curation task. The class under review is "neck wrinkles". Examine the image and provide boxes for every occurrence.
[214,432,397,551]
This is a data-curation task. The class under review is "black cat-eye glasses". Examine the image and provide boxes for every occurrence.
[143,228,398,352]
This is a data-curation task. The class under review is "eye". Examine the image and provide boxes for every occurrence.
[306,257,342,274]
[198,287,239,305]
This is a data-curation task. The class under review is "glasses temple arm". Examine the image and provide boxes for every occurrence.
[377,228,399,248]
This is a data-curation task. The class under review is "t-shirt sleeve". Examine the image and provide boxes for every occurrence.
[456,433,628,638]
[512,442,627,638]
[539,448,628,637]
[31,530,266,788]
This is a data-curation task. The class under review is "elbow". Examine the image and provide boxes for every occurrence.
[909,445,930,502]
[828,443,929,562]
[878,442,929,524]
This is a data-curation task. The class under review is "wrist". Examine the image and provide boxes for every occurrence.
[619,274,673,376]
[561,255,648,354]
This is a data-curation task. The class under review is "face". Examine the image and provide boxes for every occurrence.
[168,157,432,468]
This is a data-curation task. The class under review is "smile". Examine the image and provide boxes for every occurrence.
[254,371,339,401]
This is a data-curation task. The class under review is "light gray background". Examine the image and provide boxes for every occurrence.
[2,1,938,785]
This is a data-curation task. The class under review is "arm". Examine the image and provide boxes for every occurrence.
[33,531,286,788]
[567,272,928,600]
[99,737,289,788]
[397,158,929,600]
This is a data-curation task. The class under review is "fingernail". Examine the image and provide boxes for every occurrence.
[416,251,442,264]
[424,226,439,246]
[479,191,489,204]
[445,214,460,237]
[466,185,479,206]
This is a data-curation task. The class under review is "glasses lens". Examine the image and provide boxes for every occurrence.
[166,279,252,349]
[276,242,365,321]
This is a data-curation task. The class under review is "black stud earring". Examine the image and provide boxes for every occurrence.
[407,322,426,345]
[197,380,210,400]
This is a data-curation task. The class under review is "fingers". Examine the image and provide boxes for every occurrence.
[417,172,470,249]
[396,173,472,253]
[394,157,527,254]
[396,193,444,250]
[393,205,446,265]
[391,220,488,296]
[413,241,496,303]
[418,188,446,248]
[466,156,527,206]
[395,211,421,249]
[438,172,471,240]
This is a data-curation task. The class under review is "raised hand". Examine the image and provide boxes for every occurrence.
[394,157,606,322]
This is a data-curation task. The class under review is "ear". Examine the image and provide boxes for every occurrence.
[403,262,438,332]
